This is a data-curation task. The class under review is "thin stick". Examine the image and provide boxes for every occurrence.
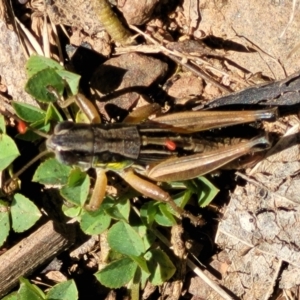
[129,25,231,93]
[153,227,234,300]
[5,150,50,187]
[186,259,234,300]
[50,20,64,64]
[0,221,74,298]
[131,206,234,300]
[15,16,44,56]
[280,0,297,38]
[43,11,50,58]
[171,55,232,93]
[29,128,51,139]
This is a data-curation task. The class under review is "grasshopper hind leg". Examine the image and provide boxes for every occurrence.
[120,169,205,226]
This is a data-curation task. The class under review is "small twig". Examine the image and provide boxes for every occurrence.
[235,172,300,206]
[287,39,300,59]
[0,95,17,116]
[42,11,50,58]
[171,55,232,93]
[115,44,248,88]
[59,24,70,39]
[15,16,44,56]
[50,20,64,64]
[186,259,234,300]
[0,221,75,298]
[5,150,50,188]
[280,0,298,38]
[131,206,233,300]
[129,25,232,94]
[231,27,287,79]
[203,64,249,87]
[153,228,234,300]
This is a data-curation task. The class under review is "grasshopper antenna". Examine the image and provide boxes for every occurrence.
[29,128,51,139]
[4,149,51,188]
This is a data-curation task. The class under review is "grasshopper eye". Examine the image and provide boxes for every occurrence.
[56,151,93,169]
[54,121,74,134]
[55,151,79,165]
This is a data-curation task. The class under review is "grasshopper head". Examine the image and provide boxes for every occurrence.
[46,121,94,168]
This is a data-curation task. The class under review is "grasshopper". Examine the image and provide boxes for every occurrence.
[45,93,277,224]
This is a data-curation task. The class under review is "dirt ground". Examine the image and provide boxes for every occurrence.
[1,0,300,299]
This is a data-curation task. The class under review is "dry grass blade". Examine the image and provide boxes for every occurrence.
[280,0,298,38]
[15,16,44,57]
[13,0,64,62]
[129,25,232,94]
